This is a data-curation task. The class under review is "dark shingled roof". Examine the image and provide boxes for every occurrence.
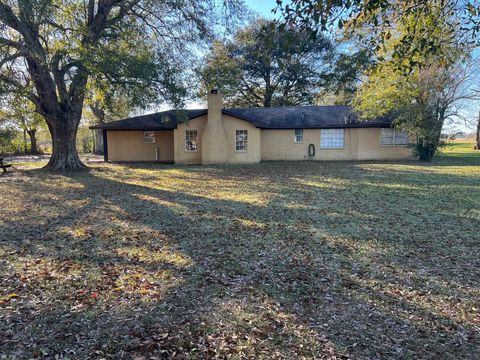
[222,106,392,129]
[90,106,392,130]
[90,109,207,130]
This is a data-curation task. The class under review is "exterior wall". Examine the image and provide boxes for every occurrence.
[261,128,412,161]
[355,128,412,160]
[222,115,261,164]
[174,115,207,164]
[107,130,174,162]
[261,129,353,161]
[106,119,411,164]
[174,114,261,164]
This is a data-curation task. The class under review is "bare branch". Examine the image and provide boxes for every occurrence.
[0,37,23,50]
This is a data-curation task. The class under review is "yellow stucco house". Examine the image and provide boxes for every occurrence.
[91,90,412,164]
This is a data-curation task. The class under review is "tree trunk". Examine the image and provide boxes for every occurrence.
[263,87,273,107]
[90,101,106,124]
[90,101,106,154]
[23,129,28,154]
[417,142,437,161]
[27,129,38,154]
[93,129,104,154]
[475,112,480,150]
[45,116,85,171]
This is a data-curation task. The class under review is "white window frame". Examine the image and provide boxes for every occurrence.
[320,129,345,149]
[380,128,409,146]
[185,130,198,152]
[235,130,248,152]
[294,129,304,143]
[393,130,409,145]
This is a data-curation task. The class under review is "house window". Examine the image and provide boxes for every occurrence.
[381,128,409,145]
[143,131,155,143]
[394,131,409,145]
[185,130,198,151]
[235,130,248,151]
[294,129,304,143]
[320,129,344,148]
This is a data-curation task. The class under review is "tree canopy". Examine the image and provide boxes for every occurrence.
[352,7,479,160]
[278,0,480,71]
[318,48,374,104]
[0,0,243,170]
[199,19,335,107]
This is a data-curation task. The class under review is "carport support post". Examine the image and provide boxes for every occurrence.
[103,130,108,162]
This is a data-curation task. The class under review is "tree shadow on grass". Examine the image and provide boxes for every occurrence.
[0,162,479,358]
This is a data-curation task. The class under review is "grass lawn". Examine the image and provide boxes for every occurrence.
[1,142,479,359]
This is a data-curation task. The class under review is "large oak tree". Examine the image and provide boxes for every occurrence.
[0,0,241,171]
[199,19,334,108]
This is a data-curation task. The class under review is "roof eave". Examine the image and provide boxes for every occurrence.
[89,127,177,131]
[89,110,208,131]
[254,123,392,130]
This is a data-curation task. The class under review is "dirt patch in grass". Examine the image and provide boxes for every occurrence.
[0,151,479,359]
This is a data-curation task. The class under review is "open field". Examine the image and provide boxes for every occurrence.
[1,143,479,359]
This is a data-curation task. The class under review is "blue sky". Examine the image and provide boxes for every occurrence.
[244,0,278,18]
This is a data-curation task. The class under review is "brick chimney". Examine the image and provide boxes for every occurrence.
[202,89,228,164]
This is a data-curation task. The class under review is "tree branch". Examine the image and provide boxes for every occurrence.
[0,37,23,50]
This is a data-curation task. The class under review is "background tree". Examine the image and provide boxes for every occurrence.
[0,94,43,154]
[85,88,131,126]
[0,126,18,154]
[199,19,335,107]
[353,9,479,161]
[0,0,242,171]
[318,47,374,104]
[84,78,150,154]
[355,61,478,160]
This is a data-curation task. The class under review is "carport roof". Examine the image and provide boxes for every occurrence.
[90,106,393,130]
[90,109,208,130]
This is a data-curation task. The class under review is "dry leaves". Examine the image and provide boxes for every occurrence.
[0,144,479,358]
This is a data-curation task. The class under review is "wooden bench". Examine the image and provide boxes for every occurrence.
[0,158,12,173]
